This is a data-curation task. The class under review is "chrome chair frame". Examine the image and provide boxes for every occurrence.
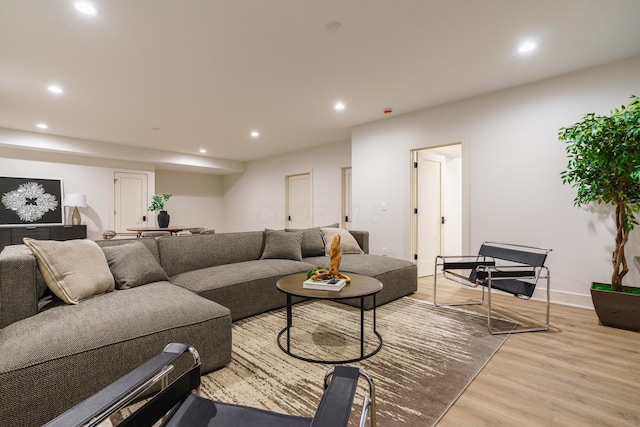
[434,241,552,334]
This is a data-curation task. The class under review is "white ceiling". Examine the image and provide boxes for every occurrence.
[2,1,640,173]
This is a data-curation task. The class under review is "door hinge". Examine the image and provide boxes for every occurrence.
[413,254,418,260]
[413,162,418,168]
[345,215,349,222]
[441,216,446,224]
[414,208,418,214]
[288,215,292,221]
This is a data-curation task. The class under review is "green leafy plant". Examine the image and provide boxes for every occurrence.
[558,95,640,291]
[148,193,172,212]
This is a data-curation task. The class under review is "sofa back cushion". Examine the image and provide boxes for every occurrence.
[157,231,265,277]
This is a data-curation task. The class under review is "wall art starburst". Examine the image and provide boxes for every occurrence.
[0,177,63,225]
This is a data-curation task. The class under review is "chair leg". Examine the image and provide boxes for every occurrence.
[358,369,376,427]
[487,269,551,335]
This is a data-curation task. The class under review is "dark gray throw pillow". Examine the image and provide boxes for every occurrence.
[102,241,169,289]
[285,223,338,258]
[261,230,303,261]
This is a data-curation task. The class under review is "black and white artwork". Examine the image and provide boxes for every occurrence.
[0,177,63,225]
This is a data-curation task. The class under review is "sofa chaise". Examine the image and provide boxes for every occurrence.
[0,227,417,426]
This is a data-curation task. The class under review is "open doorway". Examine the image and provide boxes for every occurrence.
[411,144,462,277]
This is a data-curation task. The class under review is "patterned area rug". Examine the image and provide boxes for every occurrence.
[115,297,513,426]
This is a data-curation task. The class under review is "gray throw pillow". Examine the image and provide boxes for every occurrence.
[102,241,169,289]
[284,227,326,257]
[261,230,303,261]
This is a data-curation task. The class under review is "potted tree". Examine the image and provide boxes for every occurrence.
[148,193,172,228]
[558,95,640,331]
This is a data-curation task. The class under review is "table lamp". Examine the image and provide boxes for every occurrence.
[63,194,87,225]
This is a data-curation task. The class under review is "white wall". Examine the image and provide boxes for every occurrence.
[0,155,121,240]
[155,170,224,231]
[0,145,225,239]
[352,56,640,307]
[222,140,351,232]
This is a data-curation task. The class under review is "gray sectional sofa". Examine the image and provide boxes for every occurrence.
[0,228,417,426]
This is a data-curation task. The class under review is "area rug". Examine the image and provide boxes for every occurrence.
[114,297,513,426]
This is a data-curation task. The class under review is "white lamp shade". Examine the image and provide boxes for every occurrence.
[63,193,87,207]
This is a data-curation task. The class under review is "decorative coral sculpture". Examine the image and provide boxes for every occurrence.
[310,234,351,283]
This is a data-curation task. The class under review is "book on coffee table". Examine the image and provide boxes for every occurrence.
[303,277,347,291]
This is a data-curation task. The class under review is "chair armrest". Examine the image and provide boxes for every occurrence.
[311,366,375,427]
[44,343,198,427]
[476,265,536,280]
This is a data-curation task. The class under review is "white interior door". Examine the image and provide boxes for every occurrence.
[114,171,149,232]
[342,167,352,229]
[417,154,442,276]
[286,172,311,228]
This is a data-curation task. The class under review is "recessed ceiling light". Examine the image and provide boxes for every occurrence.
[518,41,537,53]
[250,131,260,138]
[199,149,207,154]
[48,85,63,94]
[36,123,48,129]
[326,21,343,33]
[74,2,97,15]
[334,102,345,111]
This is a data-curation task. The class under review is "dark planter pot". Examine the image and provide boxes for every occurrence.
[157,210,170,228]
[591,283,640,332]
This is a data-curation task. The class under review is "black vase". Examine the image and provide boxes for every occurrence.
[157,211,170,228]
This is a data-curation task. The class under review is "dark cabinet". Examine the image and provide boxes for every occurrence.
[0,225,87,253]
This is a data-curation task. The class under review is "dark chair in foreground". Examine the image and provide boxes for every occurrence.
[45,343,376,427]
[434,241,551,334]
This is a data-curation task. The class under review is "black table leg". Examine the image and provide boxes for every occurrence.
[286,293,292,352]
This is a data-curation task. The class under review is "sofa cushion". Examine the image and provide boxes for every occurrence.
[171,259,315,321]
[0,281,232,426]
[260,229,303,261]
[157,232,265,277]
[320,228,364,255]
[23,238,114,304]
[102,242,169,289]
[303,253,417,309]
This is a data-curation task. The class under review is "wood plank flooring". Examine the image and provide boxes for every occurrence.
[411,276,640,427]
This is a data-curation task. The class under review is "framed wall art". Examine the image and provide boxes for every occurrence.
[0,177,63,226]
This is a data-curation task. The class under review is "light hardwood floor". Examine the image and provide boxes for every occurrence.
[411,276,640,427]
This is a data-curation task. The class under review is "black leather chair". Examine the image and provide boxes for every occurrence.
[44,343,376,427]
[434,241,552,334]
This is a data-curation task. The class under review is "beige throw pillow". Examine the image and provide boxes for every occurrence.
[23,238,115,304]
[320,228,364,255]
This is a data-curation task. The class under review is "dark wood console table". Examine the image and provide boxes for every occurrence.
[0,225,87,253]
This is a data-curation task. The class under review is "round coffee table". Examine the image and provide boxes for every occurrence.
[276,272,383,364]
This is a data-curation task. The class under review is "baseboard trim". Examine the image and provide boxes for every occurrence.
[532,287,594,310]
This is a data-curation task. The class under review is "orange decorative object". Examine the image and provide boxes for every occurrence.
[310,234,351,283]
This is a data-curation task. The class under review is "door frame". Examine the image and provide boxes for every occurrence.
[109,169,154,231]
[284,171,312,229]
[411,143,464,276]
[341,166,352,229]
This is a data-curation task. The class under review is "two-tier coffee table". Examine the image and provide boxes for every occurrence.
[276,272,383,364]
